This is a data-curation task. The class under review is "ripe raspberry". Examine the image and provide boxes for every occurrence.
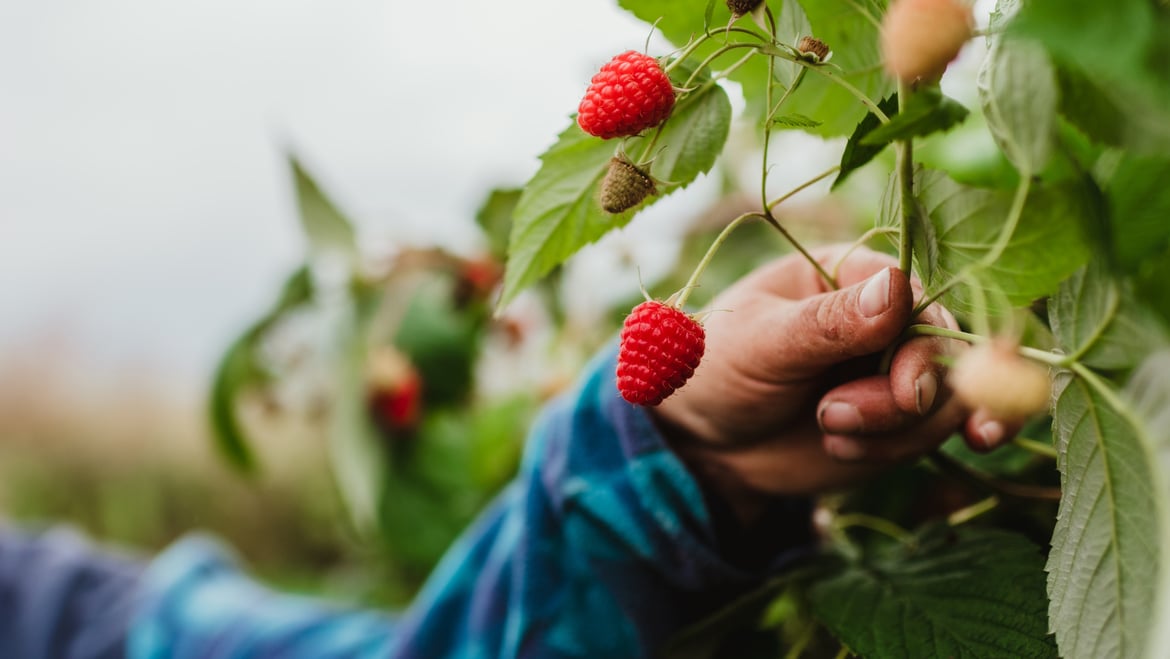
[577,51,675,140]
[617,300,705,406]
[599,155,656,213]
[880,0,974,83]
[947,340,1051,421]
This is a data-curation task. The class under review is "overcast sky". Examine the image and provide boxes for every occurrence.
[0,0,668,380]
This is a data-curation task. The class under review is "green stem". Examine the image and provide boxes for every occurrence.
[833,645,852,659]
[832,226,900,281]
[683,42,762,89]
[834,513,916,546]
[766,165,839,211]
[947,495,1000,526]
[676,212,760,308]
[663,32,715,75]
[928,451,1062,501]
[784,621,818,659]
[761,211,838,289]
[1013,437,1058,460]
[756,45,890,123]
[902,324,1068,367]
[797,62,889,122]
[759,66,808,209]
[896,79,915,276]
[913,175,1033,315]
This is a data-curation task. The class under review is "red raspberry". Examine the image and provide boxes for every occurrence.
[617,300,705,406]
[577,51,676,140]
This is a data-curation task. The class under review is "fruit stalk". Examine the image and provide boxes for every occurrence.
[896,79,915,275]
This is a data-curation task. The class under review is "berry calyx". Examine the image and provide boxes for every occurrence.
[947,340,1051,421]
[726,0,764,18]
[599,155,657,214]
[880,0,974,83]
[577,51,676,140]
[617,300,706,406]
[797,36,831,63]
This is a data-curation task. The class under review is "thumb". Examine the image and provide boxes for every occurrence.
[756,267,913,377]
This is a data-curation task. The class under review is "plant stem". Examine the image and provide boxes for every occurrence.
[765,165,840,211]
[947,495,1000,526]
[833,645,852,659]
[663,32,715,75]
[784,621,818,659]
[1013,437,1058,460]
[902,324,1068,367]
[896,79,915,276]
[761,67,809,208]
[834,513,916,545]
[756,45,890,123]
[928,450,1062,501]
[684,42,763,88]
[761,211,838,289]
[832,226,900,280]
[676,212,760,308]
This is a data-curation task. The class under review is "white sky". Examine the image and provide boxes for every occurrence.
[0,0,660,380]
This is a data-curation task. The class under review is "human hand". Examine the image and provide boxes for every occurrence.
[651,245,1017,518]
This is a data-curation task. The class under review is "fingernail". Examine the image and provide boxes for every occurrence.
[827,437,866,461]
[859,268,891,318]
[915,372,938,415]
[978,420,1005,449]
[820,402,863,433]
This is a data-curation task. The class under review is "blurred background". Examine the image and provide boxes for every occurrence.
[0,0,994,607]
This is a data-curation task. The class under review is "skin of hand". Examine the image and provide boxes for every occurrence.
[651,245,1016,521]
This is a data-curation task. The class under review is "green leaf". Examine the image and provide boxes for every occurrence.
[327,286,388,532]
[769,113,822,130]
[833,93,899,189]
[977,1,1058,175]
[1100,154,1170,270]
[500,74,730,308]
[1124,351,1170,656]
[290,157,360,267]
[881,169,1092,313]
[474,188,522,260]
[1048,366,1169,659]
[1011,0,1170,155]
[1056,66,1170,155]
[807,526,1056,658]
[208,267,314,474]
[1049,259,1169,371]
[782,0,894,137]
[860,87,969,146]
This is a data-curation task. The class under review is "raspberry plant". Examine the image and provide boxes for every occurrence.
[206,0,1170,653]
[497,0,1170,657]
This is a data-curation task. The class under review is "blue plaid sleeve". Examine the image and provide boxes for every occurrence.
[128,345,815,658]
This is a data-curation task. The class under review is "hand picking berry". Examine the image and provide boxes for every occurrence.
[577,51,676,140]
[599,155,657,213]
[617,300,705,406]
[880,0,974,83]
